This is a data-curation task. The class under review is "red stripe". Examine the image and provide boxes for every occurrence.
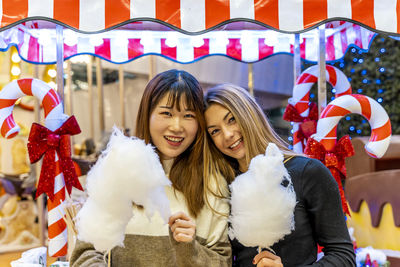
[194,39,210,60]
[95,39,111,61]
[321,104,350,118]
[1,0,28,27]
[353,94,371,120]
[205,0,230,29]
[226,39,241,61]
[370,120,391,142]
[54,0,80,30]
[127,39,144,59]
[397,0,400,34]
[0,99,17,108]
[340,29,348,54]
[326,35,335,61]
[64,44,78,59]
[1,114,16,138]
[353,24,362,47]
[258,39,274,60]
[254,0,279,29]
[155,0,181,29]
[303,0,327,29]
[160,39,177,60]
[105,0,130,29]
[48,218,67,238]
[17,79,33,95]
[326,65,337,87]
[300,40,306,59]
[48,188,65,211]
[51,243,68,257]
[336,88,352,97]
[351,0,375,29]
[42,90,61,118]
[27,37,40,62]
[297,73,317,85]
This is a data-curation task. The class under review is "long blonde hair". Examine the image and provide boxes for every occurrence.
[204,84,297,184]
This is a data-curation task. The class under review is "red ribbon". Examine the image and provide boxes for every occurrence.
[304,135,355,216]
[283,102,318,142]
[28,116,83,200]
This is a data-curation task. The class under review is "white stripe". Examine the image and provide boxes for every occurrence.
[304,38,317,61]
[333,32,342,59]
[230,0,255,19]
[314,116,342,141]
[44,105,67,131]
[273,36,290,53]
[54,171,66,194]
[143,38,161,54]
[365,136,391,158]
[333,95,361,114]
[209,36,228,54]
[110,39,129,63]
[360,27,371,49]
[241,37,259,62]
[181,0,205,32]
[368,97,389,129]
[293,142,303,153]
[292,83,313,103]
[130,0,155,18]
[77,37,95,54]
[327,0,351,18]
[42,41,57,63]
[48,228,68,256]
[0,81,23,99]
[278,0,303,31]
[28,0,53,17]
[176,38,194,63]
[0,106,14,123]
[31,79,51,101]
[346,27,356,45]
[48,204,64,224]
[374,0,397,33]
[80,0,105,31]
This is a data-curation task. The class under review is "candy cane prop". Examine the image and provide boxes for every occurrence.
[0,78,82,257]
[305,94,391,215]
[313,94,391,158]
[285,65,352,153]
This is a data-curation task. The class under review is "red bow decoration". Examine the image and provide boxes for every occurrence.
[28,116,83,200]
[304,135,355,216]
[283,102,318,143]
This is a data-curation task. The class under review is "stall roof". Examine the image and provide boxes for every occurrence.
[0,0,398,35]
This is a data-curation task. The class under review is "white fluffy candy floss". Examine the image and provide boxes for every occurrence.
[76,127,172,252]
[229,143,297,248]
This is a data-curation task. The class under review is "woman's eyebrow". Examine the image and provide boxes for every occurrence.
[207,111,231,129]
[159,106,173,109]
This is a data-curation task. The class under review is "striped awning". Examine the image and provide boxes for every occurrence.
[0,0,399,34]
[2,21,375,64]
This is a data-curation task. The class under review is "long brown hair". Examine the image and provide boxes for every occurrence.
[204,84,297,184]
[136,69,205,217]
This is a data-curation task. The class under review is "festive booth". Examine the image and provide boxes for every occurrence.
[0,0,399,266]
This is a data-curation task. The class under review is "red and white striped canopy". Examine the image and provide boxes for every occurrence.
[0,0,399,34]
[2,21,375,64]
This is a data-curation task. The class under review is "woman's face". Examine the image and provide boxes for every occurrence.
[205,103,246,166]
[149,93,199,160]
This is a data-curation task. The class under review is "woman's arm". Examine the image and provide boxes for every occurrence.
[302,158,356,267]
[69,240,107,267]
[169,178,232,267]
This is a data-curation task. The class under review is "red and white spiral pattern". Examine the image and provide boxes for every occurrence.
[0,78,68,256]
[290,65,352,153]
[313,94,391,158]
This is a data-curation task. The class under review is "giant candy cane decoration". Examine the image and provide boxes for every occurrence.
[0,78,81,256]
[287,65,352,153]
[313,94,391,158]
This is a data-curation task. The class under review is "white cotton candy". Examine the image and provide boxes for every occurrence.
[356,247,387,265]
[229,143,296,248]
[76,127,172,252]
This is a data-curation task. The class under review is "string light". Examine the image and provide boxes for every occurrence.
[349,126,355,131]
[357,89,363,93]
[377,97,383,103]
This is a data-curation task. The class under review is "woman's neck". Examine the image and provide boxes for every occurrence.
[161,158,174,176]
[238,158,248,173]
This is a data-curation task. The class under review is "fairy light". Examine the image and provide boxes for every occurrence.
[10,47,21,81]
[11,53,21,63]
[11,66,21,76]
[48,69,57,78]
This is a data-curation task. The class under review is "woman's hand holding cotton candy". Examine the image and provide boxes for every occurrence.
[169,212,196,243]
[253,251,283,267]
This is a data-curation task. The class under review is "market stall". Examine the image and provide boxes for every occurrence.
[0,1,399,266]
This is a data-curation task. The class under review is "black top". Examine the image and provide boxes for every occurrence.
[231,156,356,267]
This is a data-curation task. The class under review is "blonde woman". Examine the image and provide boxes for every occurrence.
[204,84,356,267]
